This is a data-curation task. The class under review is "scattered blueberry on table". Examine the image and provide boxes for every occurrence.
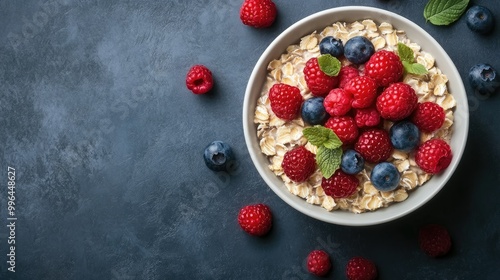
[469,63,500,95]
[203,141,234,172]
[466,5,495,34]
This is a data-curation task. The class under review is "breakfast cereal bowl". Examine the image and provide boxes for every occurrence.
[242,6,468,226]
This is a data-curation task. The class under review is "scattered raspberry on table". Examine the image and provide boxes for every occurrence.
[185,65,213,94]
[238,204,273,236]
[346,257,378,280]
[239,0,277,28]
[418,224,452,257]
[307,250,332,277]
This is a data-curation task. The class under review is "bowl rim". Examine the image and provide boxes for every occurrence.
[242,6,469,226]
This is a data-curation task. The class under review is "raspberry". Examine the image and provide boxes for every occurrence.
[346,257,378,280]
[239,0,277,28]
[338,65,360,88]
[418,224,452,257]
[238,204,273,236]
[307,250,331,277]
[344,76,378,109]
[354,128,393,163]
[324,88,353,116]
[325,116,359,145]
[322,169,359,198]
[354,107,381,128]
[415,139,452,174]
[185,65,214,94]
[268,83,303,120]
[365,50,403,86]
[303,57,339,97]
[411,102,446,132]
[376,82,418,121]
[281,146,316,182]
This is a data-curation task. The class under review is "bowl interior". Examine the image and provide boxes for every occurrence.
[243,6,469,226]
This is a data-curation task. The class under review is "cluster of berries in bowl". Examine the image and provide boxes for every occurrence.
[258,22,456,213]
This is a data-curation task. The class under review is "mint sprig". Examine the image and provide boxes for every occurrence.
[303,126,342,149]
[402,61,429,75]
[316,146,342,179]
[397,43,428,75]
[303,125,343,179]
[317,54,341,77]
[424,0,470,26]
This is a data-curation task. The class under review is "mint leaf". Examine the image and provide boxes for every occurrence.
[424,0,470,25]
[316,146,342,179]
[303,126,342,149]
[397,43,415,63]
[317,54,341,76]
[403,61,429,75]
[323,132,342,150]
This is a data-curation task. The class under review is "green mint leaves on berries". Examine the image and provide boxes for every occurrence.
[303,125,343,178]
[303,125,342,149]
[318,54,341,77]
[397,43,428,75]
[424,0,470,26]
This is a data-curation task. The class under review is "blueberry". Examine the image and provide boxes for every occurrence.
[370,162,401,192]
[343,36,375,64]
[341,149,365,175]
[390,121,420,152]
[203,141,234,172]
[469,63,500,95]
[466,5,495,34]
[301,97,328,125]
[319,36,344,57]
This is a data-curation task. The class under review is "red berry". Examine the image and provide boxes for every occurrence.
[186,65,214,94]
[354,107,381,128]
[239,0,277,28]
[376,82,418,121]
[338,65,360,88]
[238,204,273,236]
[365,50,403,86]
[268,83,303,120]
[411,102,446,132]
[324,88,353,116]
[307,250,331,277]
[304,57,339,97]
[344,76,378,109]
[415,139,452,174]
[354,128,393,163]
[418,224,452,257]
[281,146,316,182]
[346,257,378,280]
[325,116,359,145]
[322,169,359,198]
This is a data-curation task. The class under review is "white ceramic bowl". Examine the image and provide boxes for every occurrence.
[242,6,469,226]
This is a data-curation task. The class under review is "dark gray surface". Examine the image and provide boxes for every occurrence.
[1,0,499,279]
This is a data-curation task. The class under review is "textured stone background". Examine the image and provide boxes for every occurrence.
[1,0,499,279]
